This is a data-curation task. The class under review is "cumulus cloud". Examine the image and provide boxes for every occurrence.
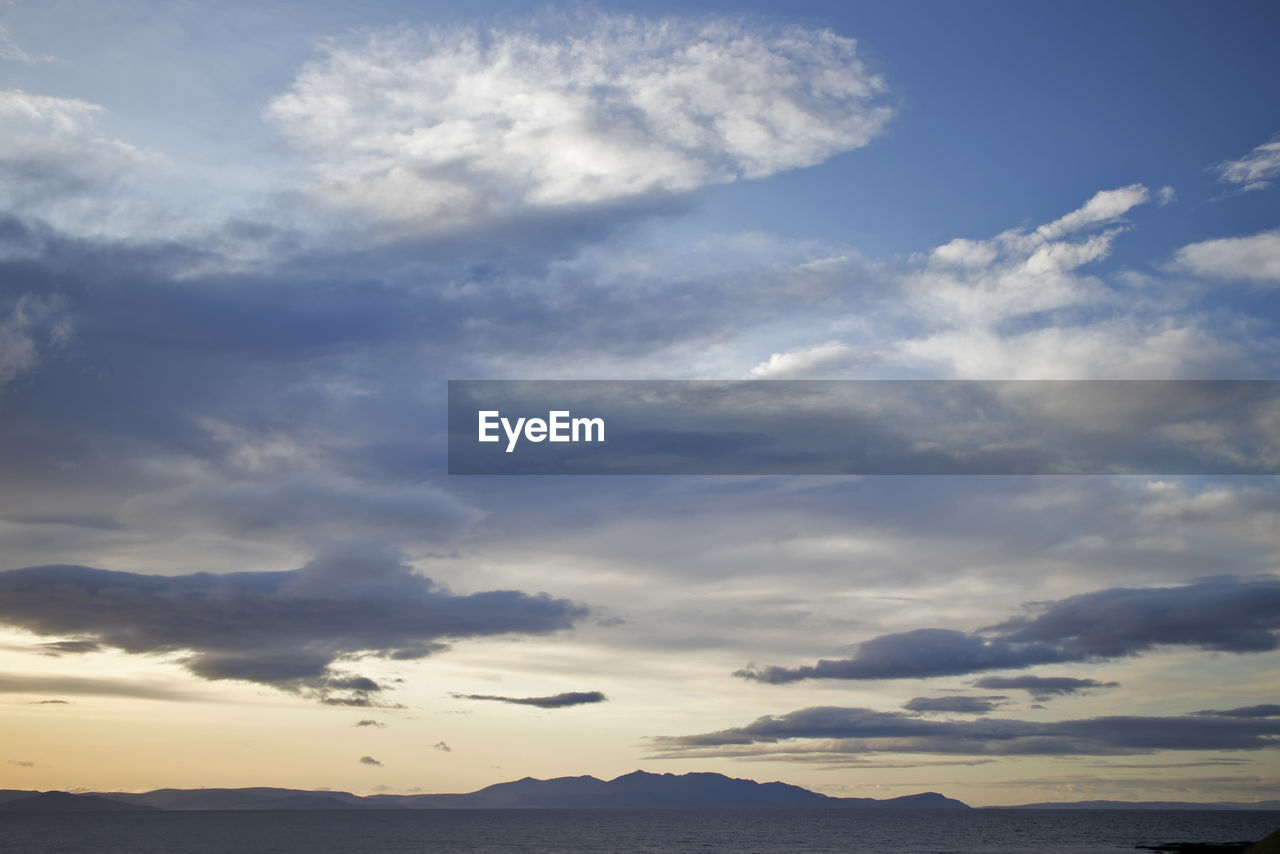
[452,690,607,709]
[359,755,382,766]
[972,676,1119,700]
[1216,137,1280,192]
[649,705,1280,758]
[7,759,34,767]
[902,696,1005,714]
[433,741,452,752]
[267,13,891,232]
[737,577,1280,684]
[354,719,384,728]
[1173,230,1280,284]
[0,543,586,701]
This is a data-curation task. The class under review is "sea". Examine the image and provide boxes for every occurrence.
[1,808,1278,854]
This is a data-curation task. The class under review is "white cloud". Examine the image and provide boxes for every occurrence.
[903,186,1152,327]
[900,323,1239,380]
[1216,138,1280,192]
[0,89,165,238]
[1033,184,1149,241]
[748,340,867,379]
[1173,230,1280,284]
[267,13,892,232]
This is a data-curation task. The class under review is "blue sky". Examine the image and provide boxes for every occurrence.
[0,0,1278,804]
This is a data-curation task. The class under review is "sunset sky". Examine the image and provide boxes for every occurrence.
[1,0,1279,806]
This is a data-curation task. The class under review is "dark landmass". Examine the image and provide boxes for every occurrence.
[356,771,969,810]
[1138,830,1280,854]
[0,791,157,812]
[0,771,970,811]
[1001,800,1280,811]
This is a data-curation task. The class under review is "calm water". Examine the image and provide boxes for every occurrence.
[1,809,1277,854]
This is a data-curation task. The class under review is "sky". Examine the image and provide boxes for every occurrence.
[1,0,1279,806]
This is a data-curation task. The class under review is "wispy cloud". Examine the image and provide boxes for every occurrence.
[0,672,196,702]
[972,675,1118,700]
[452,690,607,709]
[902,696,1006,715]
[1216,137,1280,192]
[738,577,1280,683]
[650,706,1280,759]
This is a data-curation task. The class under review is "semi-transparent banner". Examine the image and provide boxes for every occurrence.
[447,380,1280,475]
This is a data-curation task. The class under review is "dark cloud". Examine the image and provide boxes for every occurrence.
[452,690,607,709]
[31,699,69,704]
[973,676,1119,700]
[433,741,452,752]
[737,578,1280,684]
[37,639,102,655]
[7,759,34,767]
[359,755,381,766]
[354,719,384,728]
[1194,705,1280,718]
[903,696,1006,714]
[649,705,1280,759]
[0,543,586,701]
[119,476,480,545]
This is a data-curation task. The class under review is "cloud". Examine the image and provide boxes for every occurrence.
[0,543,587,701]
[452,690,607,709]
[0,672,197,701]
[0,89,162,238]
[354,719,384,728]
[37,639,101,655]
[902,696,1006,715]
[1194,705,1280,719]
[1216,137,1280,192]
[747,341,869,379]
[120,475,482,545]
[0,292,68,392]
[30,699,69,704]
[267,13,891,232]
[649,705,1280,759]
[1173,230,1280,284]
[972,676,1119,700]
[433,741,452,752]
[1033,184,1150,242]
[737,577,1280,684]
[359,755,381,766]
[7,759,34,767]
[0,26,51,64]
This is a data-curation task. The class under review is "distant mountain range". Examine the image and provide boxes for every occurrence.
[0,770,968,811]
[7,772,1276,813]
